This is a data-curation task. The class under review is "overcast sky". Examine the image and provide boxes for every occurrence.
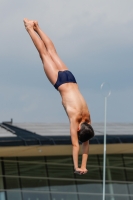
[0,0,133,123]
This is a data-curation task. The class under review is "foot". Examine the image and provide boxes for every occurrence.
[23,18,34,31]
[33,20,39,32]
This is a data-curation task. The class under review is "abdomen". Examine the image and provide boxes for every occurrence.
[60,83,90,118]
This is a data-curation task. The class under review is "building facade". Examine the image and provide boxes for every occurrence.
[0,121,133,200]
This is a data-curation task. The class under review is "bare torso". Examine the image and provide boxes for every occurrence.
[58,83,91,123]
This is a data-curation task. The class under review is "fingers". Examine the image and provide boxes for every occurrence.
[74,170,84,175]
[74,169,88,175]
[74,170,82,175]
[82,170,88,175]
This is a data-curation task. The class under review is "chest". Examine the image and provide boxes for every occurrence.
[62,101,90,122]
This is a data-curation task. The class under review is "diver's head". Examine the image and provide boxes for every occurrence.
[77,122,95,143]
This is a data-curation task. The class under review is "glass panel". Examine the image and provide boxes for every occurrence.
[131,196,133,200]
[106,182,129,195]
[46,156,78,200]
[106,155,124,167]
[18,157,50,200]
[106,182,114,196]
[128,183,133,195]
[2,155,132,200]
[99,154,124,168]
[46,156,75,179]
[76,155,102,194]
[78,155,100,167]
[107,168,126,181]
[106,156,126,181]
[98,154,109,180]
[48,179,77,192]
[4,158,22,200]
[77,155,101,180]
[79,194,102,200]
[123,154,133,168]
[98,155,129,198]
[5,189,22,200]
[0,161,6,200]
[22,191,50,200]
[20,177,49,191]
[51,193,77,200]
[125,169,133,181]
[114,196,129,200]
[5,177,20,189]
[0,191,5,200]
[77,181,102,194]
[4,158,19,176]
[106,195,130,200]
[19,157,47,177]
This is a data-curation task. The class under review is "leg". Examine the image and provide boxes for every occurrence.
[33,21,68,71]
[23,18,58,85]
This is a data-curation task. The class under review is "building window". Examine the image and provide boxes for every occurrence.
[1,154,133,200]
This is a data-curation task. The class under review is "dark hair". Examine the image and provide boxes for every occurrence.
[77,122,95,143]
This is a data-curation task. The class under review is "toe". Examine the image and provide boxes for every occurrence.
[23,18,28,23]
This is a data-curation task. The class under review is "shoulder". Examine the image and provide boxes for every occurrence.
[70,114,82,125]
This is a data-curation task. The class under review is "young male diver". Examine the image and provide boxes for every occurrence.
[23,18,94,175]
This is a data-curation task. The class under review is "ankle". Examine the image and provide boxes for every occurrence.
[26,26,34,32]
[34,26,39,33]
[33,21,39,32]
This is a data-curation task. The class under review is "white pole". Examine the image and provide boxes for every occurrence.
[101,82,111,200]
[103,96,107,200]
[107,158,115,200]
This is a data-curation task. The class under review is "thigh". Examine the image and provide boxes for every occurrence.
[41,55,59,85]
[49,50,68,71]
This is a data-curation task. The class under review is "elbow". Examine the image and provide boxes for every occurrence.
[82,141,89,149]
[82,141,89,153]
[72,144,79,153]
[83,140,89,146]
[72,142,79,148]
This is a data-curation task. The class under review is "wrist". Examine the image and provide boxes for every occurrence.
[74,166,79,170]
[81,164,86,169]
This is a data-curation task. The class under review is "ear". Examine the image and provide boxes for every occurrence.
[77,124,80,131]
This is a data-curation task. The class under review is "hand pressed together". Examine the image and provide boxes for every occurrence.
[74,167,88,175]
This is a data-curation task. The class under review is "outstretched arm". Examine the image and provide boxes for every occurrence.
[70,120,87,174]
[70,121,79,171]
[81,141,89,173]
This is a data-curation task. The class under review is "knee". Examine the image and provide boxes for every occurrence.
[47,41,56,54]
[39,52,47,62]
[39,46,48,57]
[39,52,43,60]
[47,48,57,60]
[39,51,52,64]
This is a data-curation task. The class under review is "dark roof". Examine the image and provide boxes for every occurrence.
[0,121,133,147]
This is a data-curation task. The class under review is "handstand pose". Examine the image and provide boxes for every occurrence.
[23,18,94,175]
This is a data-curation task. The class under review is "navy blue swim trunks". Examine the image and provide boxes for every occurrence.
[54,70,77,90]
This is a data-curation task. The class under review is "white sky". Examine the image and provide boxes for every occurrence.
[0,0,133,123]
